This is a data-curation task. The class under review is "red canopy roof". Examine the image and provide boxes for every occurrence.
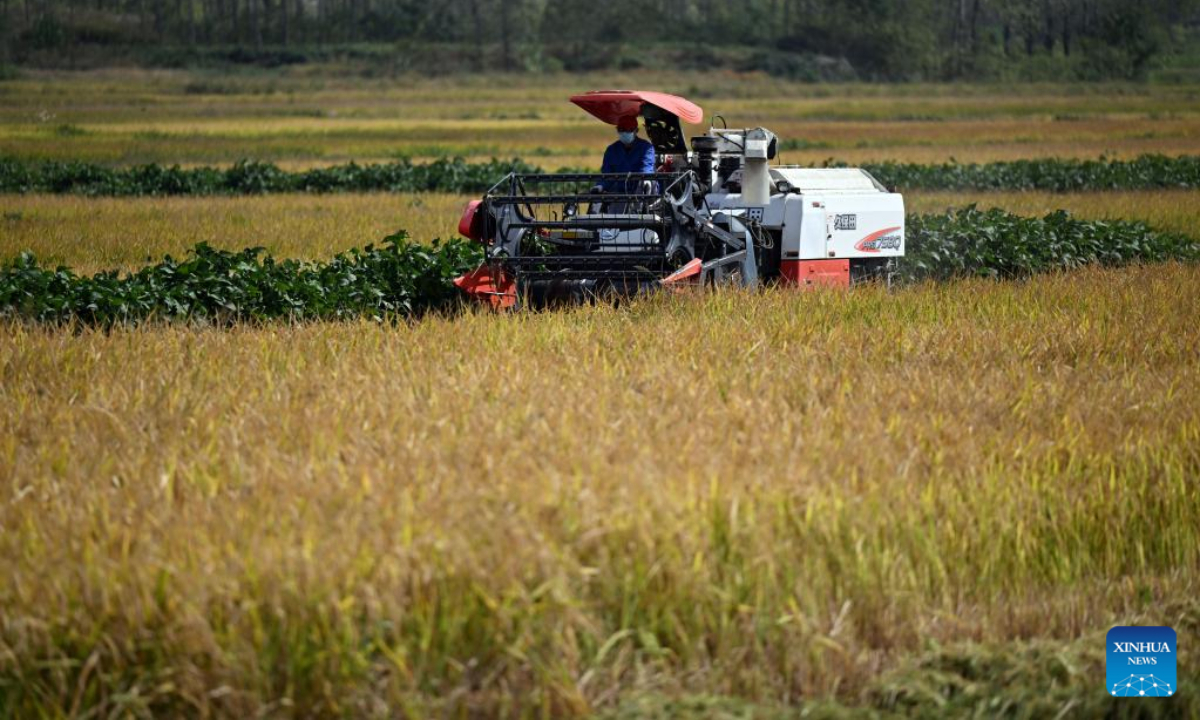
[570,90,704,126]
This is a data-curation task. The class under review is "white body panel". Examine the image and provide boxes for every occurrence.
[820,193,904,259]
[706,166,905,262]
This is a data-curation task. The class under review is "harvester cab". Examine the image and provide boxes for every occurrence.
[454,90,905,308]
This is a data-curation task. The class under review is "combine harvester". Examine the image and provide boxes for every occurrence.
[454,90,904,308]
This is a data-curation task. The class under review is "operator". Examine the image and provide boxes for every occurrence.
[599,114,655,193]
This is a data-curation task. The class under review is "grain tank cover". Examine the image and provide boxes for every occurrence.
[771,168,889,194]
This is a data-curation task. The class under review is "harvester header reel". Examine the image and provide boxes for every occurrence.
[455,168,757,308]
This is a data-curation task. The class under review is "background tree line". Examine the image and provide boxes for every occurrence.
[1,0,1197,80]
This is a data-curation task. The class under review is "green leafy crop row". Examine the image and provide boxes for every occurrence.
[2,154,1198,196]
[899,205,1200,282]
[2,209,1196,325]
[0,157,540,196]
[858,154,1200,192]
[0,232,483,324]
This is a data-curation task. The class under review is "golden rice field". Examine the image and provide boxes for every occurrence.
[2,70,1199,166]
[0,193,463,273]
[3,69,1200,717]
[2,265,1198,716]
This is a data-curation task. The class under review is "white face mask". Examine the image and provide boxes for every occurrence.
[618,130,636,145]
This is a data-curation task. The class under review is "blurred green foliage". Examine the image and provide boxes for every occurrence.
[4,0,1198,81]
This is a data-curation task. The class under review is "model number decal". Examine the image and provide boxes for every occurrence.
[854,226,903,253]
[861,234,901,251]
[834,214,857,231]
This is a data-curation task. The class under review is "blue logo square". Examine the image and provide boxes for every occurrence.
[1107,626,1177,697]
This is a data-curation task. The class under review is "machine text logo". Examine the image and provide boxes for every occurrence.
[834,214,857,231]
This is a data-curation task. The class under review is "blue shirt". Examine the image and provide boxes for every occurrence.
[601,137,655,192]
